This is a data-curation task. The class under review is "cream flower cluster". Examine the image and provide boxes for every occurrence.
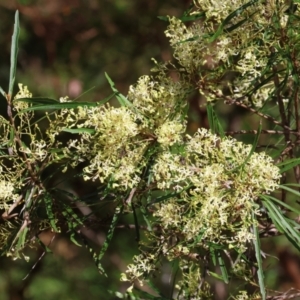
[0,85,34,210]
[123,128,281,285]
[152,128,281,252]
[43,66,190,190]
[165,0,293,106]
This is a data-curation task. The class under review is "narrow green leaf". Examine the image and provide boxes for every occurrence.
[44,193,59,232]
[262,197,300,252]
[261,197,284,232]
[252,211,266,300]
[140,205,152,231]
[270,207,299,241]
[63,205,84,228]
[19,101,97,112]
[95,204,123,273]
[61,128,96,134]
[210,247,217,266]
[191,229,206,247]
[157,16,169,21]
[262,194,300,215]
[276,158,300,173]
[36,237,53,253]
[0,86,6,98]
[8,11,20,97]
[208,271,226,281]
[224,11,257,33]
[132,204,140,242]
[16,226,29,252]
[17,94,114,112]
[105,72,133,107]
[180,12,205,22]
[206,246,230,285]
[15,97,59,105]
[206,103,224,136]
[280,184,300,197]
[70,232,82,247]
[218,252,229,283]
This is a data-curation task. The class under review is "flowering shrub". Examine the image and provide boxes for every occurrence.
[2,1,300,299]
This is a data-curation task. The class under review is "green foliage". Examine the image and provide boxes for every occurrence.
[2,2,300,299]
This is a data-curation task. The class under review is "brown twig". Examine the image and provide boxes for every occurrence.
[224,97,293,132]
[226,129,300,136]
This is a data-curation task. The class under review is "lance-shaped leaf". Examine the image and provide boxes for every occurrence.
[8,11,20,97]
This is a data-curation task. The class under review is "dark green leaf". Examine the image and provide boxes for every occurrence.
[157,16,169,22]
[206,103,224,137]
[252,211,266,300]
[8,11,20,97]
[180,12,205,22]
[261,197,284,233]
[262,197,300,252]
[17,94,114,112]
[94,204,123,273]
[70,232,82,247]
[140,205,152,231]
[16,226,29,253]
[15,97,59,105]
[262,194,300,215]
[280,184,300,197]
[224,11,257,33]
[218,252,229,283]
[44,193,59,232]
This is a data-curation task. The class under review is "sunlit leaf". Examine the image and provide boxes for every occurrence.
[61,128,96,134]
[105,72,133,107]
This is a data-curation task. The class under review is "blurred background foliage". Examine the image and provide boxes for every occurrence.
[0,0,300,299]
